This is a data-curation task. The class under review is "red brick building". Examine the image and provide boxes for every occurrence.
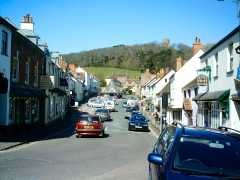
[9,28,45,129]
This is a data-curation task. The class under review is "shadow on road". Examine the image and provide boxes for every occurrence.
[0,108,82,150]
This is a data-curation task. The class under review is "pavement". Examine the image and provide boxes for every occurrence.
[0,108,79,151]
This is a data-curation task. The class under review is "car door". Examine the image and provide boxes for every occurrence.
[149,127,176,180]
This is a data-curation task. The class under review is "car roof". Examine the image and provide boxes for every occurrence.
[175,125,240,141]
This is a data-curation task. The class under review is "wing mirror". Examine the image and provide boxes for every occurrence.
[148,153,163,166]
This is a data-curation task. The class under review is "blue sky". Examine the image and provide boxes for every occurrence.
[0,0,238,54]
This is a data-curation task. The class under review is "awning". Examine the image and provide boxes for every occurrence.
[10,83,43,97]
[193,90,230,102]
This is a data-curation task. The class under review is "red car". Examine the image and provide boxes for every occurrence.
[75,114,105,138]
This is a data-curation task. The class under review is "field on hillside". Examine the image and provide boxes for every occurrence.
[84,67,140,80]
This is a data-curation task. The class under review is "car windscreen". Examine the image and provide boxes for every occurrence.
[133,116,146,122]
[173,136,240,177]
[96,109,108,113]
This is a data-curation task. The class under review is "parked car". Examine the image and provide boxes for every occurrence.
[104,101,115,111]
[75,115,105,137]
[122,101,128,108]
[128,115,149,131]
[125,106,139,118]
[91,99,105,108]
[148,123,240,180]
[130,111,142,117]
[95,108,111,121]
[87,98,96,107]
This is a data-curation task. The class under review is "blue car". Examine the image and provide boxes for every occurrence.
[148,123,240,180]
[128,115,149,131]
[125,106,139,112]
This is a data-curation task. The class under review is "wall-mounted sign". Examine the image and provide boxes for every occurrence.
[197,75,208,86]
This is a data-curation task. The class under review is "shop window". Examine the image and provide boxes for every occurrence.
[25,99,31,124]
[9,98,15,122]
[31,99,39,123]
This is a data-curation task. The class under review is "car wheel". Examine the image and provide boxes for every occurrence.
[76,134,81,138]
[99,130,105,138]
[128,126,131,131]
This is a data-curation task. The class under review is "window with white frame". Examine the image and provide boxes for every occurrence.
[227,42,234,72]
[25,62,30,84]
[1,30,8,56]
[213,53,218,77]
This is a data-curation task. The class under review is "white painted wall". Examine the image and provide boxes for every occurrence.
[152,70,175,106]
[169,50,204,109]
[0,25,12,126]
[201,32,240,130]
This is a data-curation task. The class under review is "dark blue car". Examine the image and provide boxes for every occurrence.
[128,115,149,131]
[148,123,240,179]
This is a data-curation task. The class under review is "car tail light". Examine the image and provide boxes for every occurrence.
[76,121,84,129]
[93,121,102,129]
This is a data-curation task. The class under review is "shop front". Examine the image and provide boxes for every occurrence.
[194,90,230,129]
[10,84,43,129]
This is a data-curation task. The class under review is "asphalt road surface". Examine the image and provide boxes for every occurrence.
[0,101,156,180]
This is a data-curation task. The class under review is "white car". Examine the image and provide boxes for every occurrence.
[87,98,96,107]
[91,100,105,108]
[104,101,115,111]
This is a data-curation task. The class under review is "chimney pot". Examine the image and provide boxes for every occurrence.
[192,37,203,55]
[176,56,183,71]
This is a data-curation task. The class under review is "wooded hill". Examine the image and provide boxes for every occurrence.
[64,41,213,74]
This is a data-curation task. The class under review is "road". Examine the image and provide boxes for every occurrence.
[0,101,156,180]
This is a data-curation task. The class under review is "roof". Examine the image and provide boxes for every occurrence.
[180,126,240,140]
[193,90,230,101]
[18,29,40,38]
[200,25,240,59]
[143,75,157,87]
[182,77,197,90]
[0,16,17,30]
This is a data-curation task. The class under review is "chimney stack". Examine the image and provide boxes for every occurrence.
[176,56,183,71]
[20,14,34,32]
[192,37,202,55]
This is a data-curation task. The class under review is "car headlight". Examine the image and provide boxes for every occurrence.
[129,123,134,125]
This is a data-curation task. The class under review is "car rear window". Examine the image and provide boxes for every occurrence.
[173,136,240,176]
[91,116,101,122]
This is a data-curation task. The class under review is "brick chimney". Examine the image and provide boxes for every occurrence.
[176,56,183,71]
[192,37,202,55]
[68,64,77,75]
[20,14,34,32]
[157,68,165,78]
